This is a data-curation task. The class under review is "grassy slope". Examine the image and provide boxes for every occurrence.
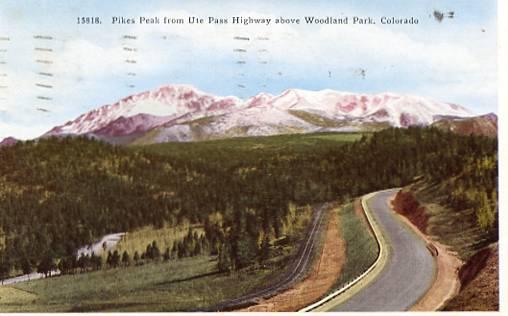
[131,129,365,149]
[403,179,495,260]
[0,287,37,308]
[288,110,342,128]
[143,132,366,156]
[287,110,391,132]
[333,202,378,289]
[6,256,277,312]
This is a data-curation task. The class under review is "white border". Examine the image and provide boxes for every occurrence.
[2,1,505,315]
[497,0,506,314]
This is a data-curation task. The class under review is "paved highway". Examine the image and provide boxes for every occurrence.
[330,189,435,311]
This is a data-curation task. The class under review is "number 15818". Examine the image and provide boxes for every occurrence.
[77,17,102,24]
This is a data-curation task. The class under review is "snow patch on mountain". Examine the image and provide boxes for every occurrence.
[43,84,475,143]
[45,84,242,137]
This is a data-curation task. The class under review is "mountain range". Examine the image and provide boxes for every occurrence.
[37,84,484,145]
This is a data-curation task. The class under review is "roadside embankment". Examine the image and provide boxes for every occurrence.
[444,243,499,311]
[242,209,345,312]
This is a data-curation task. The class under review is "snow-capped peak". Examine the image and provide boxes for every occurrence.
[45,84,242,136]
[43,84,475,141]
[258,89,474,127]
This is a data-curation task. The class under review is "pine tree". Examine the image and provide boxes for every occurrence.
[20,256,33,275]
[217,243,231,272]
[177,240,185,258]
[477,189,496,231]
[133,251,140,265]
[145,243,153,260]
[235,232,258,269]
[151,240,161,260]
[193,242,201,256]
[163,248,170,261]
[91,252,102,270]
[171,241,178,259]
[259,236,271,264]
[77,254,90,272]
[121,251,130,266]
[37,253,56,277]
[0,253,11,285]
[106,251,113,268]
[111,250,121,268]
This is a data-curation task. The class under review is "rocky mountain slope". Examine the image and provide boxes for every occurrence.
[431,113,497,137]
[43,84,475,144]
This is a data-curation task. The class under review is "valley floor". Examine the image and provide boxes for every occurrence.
[2,256,278,312]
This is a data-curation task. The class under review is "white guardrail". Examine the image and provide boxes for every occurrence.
[298,191,386,312]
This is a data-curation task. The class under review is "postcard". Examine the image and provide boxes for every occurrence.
[0,0,500,313]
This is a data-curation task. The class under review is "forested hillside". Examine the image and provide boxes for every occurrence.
[0,128,497,280]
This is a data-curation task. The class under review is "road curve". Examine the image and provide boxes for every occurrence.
[330,189,435,311]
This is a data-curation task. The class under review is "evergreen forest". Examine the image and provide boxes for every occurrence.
[0,128,498,280]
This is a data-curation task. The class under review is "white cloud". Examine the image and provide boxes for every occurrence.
[0,121,49,140]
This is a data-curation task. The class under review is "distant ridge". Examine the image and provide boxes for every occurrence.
[43,84,476,144]
[0,136,18,147]
[432,113,497,137]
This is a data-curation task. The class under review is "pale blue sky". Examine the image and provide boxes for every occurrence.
[0,0,498,139]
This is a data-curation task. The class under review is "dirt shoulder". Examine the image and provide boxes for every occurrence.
[240,210,345,312]
[390,196,462,311]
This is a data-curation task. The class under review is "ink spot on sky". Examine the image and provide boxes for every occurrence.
[433,10,445,22]
[433,10,454,22]
[354,68,366,79]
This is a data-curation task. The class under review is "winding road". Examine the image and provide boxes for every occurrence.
[2,190,435,312]
[328,189,435,311]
